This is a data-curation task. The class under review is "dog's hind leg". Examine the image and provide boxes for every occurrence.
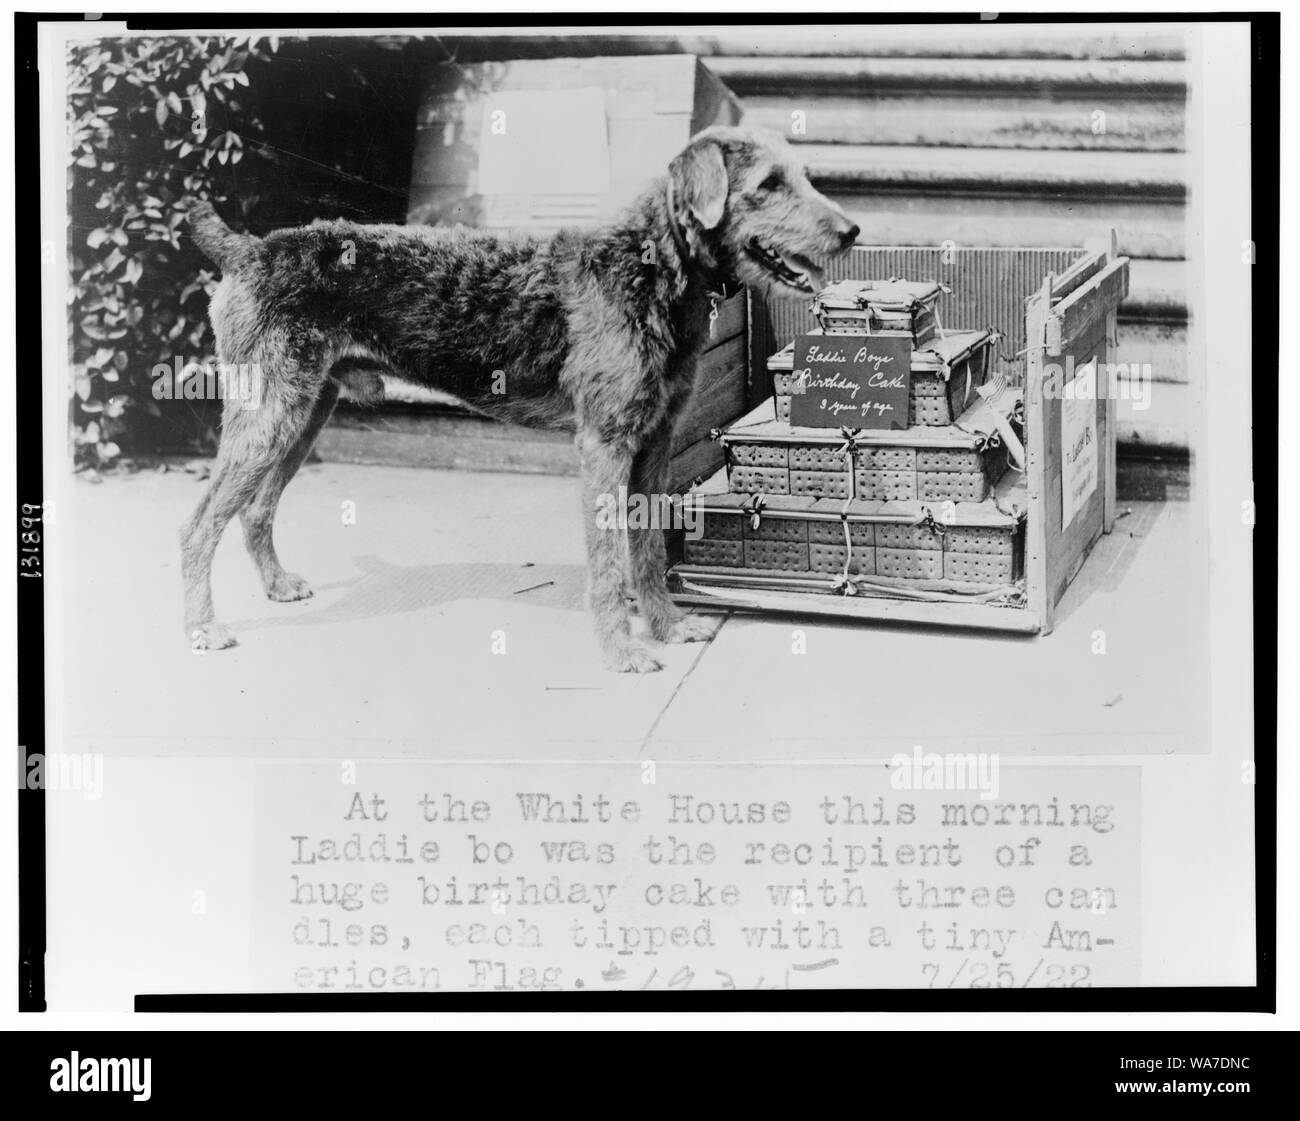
[239,381,339,601]
[577,427,663,673]
[180,382,323,651]
[627,426,714,645]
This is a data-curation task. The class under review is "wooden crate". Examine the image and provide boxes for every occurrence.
[668,292,749,492]
[407,54,741,231]
[671,236,1128,635]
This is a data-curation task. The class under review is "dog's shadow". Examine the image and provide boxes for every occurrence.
[231,554,588,633]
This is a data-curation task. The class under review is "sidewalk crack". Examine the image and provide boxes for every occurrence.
[638,611,730,756]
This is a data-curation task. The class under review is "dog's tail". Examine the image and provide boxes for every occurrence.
[187,199,259,273]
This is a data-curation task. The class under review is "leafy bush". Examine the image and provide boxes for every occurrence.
[68,36,429,470]
[67,35,277,469]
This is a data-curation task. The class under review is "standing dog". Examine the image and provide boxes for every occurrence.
[181,126,859,671]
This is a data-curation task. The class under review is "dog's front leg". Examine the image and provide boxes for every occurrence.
[628,426,714,645]
[576,427,663,673]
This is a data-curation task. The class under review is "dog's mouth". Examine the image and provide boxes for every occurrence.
[744,238,825,294]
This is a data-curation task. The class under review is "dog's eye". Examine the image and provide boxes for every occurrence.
[757,172,783,193]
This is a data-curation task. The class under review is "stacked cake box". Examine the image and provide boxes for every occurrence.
[814,279,945,343]
[676,277,1028,601]
[723,422,1010,503]
[769,328,997,428]
[682,483,1025,589]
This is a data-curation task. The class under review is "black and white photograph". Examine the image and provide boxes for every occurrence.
[2,3,1289,1071]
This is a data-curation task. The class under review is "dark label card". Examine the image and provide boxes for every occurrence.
[789,334,913,429]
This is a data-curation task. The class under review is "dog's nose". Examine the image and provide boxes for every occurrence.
[840,222,861,248]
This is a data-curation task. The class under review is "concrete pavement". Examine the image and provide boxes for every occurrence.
[59,462,1206,759]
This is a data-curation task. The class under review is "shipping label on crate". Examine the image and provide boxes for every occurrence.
[1061,362,1099,530]
[790,334,912,429]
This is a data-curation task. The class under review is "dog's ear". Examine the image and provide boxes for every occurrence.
[670,139,728,230]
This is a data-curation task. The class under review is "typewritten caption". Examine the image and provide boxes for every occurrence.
[253,764,1139,991]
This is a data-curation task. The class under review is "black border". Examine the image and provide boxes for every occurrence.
[14,10,1279,1016]
[15,10,46,1014]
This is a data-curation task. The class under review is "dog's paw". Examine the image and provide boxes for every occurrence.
[663,613,715,644]
[603,641,664,674]
[267,572,313,602]
[189,622,238,653]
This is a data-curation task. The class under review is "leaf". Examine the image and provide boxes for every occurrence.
[74,374,92,401]
[87,347,114,369]
[155,99,168,127]
[165,91,183,114]
[86,227,110,249]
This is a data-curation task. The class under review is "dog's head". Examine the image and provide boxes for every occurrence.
[667,126,859,298]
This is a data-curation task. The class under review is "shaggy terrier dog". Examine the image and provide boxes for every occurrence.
[182,126,859,671]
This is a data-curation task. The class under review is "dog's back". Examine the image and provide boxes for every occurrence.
[191,204,577,427]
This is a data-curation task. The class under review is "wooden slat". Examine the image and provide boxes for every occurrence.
[668,576,1042,634]
[696,29,1188,60]
[825,192,1184,260]
[1098,230,1121,533]
[704,56,1187,96]
[1050,248,1108,301]
[1038,311,1114,621]
[420,31,1188,63]
[804,144,1185,200]
[672,336,746,452]
[668,433,725,494]
[701,292,746,352]
[743,94,1185,152]
[1023,277,1054,630]
[1046,258,1131,356]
